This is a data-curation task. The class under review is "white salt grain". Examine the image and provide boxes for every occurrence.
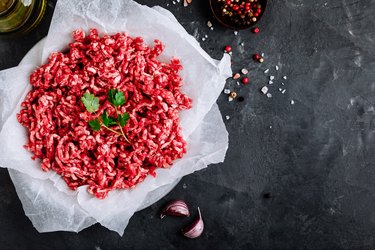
[228,96,234,102]
[240,42,245,46]
[202,37,206,41]
[267,93,272,98]
[224,89,231,94]
[270,76,275,80]
[264,69,269,74]
[282,89,286,94]
[241,68,249,74]
[207,21,212,27]
[268,80,273,85]
[225,115,230,120]
[261,86,268,94]
[283,76,287,80]
[276,65,279,71]
[234,31,238,35]
[291,99,295,104]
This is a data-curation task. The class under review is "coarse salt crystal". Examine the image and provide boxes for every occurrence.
[241,68,249,74]
[207,21,212,27]
[233,73,241,79]
[268,80,273,85]
[210,27,214,30]
[267,93,272,98]
[282,89,286,94]
[270,76,275,80]
[276,65,279,71]
[278,88,282,91]
[283,76,287,79]
[205,34,208,38]
[264,69,269,74]
[261,53,265,57]
[261,86,268,94]
[240,42,245,46]
[224,89,231,94]
[281,82,285,85]
[291,99,295,104]
[202,37,206,41]
[228,96,234,102]
[225,115,230,120]
[234,31,238,35]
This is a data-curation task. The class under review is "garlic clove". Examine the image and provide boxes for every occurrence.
[182,207,204,239]
[160,200,190,219]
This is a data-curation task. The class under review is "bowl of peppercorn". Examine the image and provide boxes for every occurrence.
[210,0,267,29]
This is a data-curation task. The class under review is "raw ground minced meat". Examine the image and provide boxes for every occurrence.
[17,29,192,199]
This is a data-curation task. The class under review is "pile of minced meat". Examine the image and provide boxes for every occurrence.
[17,29,192,199]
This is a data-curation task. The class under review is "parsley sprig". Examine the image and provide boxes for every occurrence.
[81,89,130,143]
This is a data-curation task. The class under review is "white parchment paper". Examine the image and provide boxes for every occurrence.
[0,0,231,235]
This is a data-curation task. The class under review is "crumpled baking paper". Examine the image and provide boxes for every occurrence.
[0,0,231,235]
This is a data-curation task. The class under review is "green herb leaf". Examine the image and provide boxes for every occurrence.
[81,92,100,113]
[118,112,130,127]
[108,89,126,107]
[101,111,117,127]
[88,119,101,131]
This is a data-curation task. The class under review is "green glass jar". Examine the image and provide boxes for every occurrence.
[0,0,46,38]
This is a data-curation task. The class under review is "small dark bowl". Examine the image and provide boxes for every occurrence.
[209,0,267,30]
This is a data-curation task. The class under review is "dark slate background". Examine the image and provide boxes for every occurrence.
[1,0,375,249]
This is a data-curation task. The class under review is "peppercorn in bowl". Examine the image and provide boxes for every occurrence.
[210,0,267,29]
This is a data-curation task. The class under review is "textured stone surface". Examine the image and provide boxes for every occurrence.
[1,0,375,249]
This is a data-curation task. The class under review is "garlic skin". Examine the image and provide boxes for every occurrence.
[160,200,190,219]
[182,207,204,239]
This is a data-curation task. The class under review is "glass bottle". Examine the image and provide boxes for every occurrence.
[0,0,47,38]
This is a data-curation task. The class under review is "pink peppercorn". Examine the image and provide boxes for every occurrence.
[252,27,260,33]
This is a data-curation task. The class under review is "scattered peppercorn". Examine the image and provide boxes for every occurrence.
[253,53,261,61]
[237,96,245,102]
[263,192,272,199]
[252,27,260,33]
